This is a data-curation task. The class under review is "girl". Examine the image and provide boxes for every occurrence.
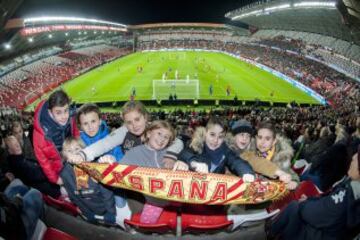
[247,122,299,189]
[226,119,292,183]
[68,101,183,169]
[120,120,188,224]
[179,117,255,181]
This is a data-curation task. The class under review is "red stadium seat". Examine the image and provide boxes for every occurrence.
[125,207,177,233]
[42,228,78,240]
[181,205,233,232]
[43,195,80,216]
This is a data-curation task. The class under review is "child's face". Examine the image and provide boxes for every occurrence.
[63,142,82,159]
[205,124,225,150]
[50,104,70,126]
[79,112,101,137]
[348,153,360,181]
[147,128,171,150]
[235,132,251,150]
[256,128,276,153]
[124,110,147,136]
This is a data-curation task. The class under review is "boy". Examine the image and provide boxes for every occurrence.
[60,137,116,225]
[269,146,360,240]
[33,90,79,185]
[77,103,123,162]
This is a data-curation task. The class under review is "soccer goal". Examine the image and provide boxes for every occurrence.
[152,79,199,100]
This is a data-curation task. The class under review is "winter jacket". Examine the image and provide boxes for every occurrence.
[80,126,183,162]
[226,134,279,178]
[33,100,79,184]
[60,162,116,224]
[271,177,360,240]
[250,134,299,182]
[80,121,123,161]
[178,127,254,177]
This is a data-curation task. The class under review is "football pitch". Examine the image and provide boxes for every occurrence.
[59,51,319,104]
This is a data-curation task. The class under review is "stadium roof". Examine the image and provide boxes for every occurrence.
[0,0,23,37]
[226,0,360,45]
[0,16,128,60]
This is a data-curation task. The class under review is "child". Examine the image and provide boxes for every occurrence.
[246,122,299,189]
[120,120,189,224]
[33,90,79,185]
[77,103,123,162]
[269,146,360,240]
[179,117,255,181]
[68,101,184,169]
[227,119,292,183]
[60,137,117,225]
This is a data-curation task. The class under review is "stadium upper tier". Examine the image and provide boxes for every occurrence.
[225,0,360,46]
[1,16,129,60]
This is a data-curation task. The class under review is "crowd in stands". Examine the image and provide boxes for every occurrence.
[0,89,359,238]
[0,45,132,109]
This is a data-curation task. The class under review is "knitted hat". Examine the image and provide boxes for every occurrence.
[231,119,253,135]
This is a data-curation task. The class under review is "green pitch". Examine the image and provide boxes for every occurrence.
[59,51,319,104]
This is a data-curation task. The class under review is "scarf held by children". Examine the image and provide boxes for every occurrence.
[79,162,287,205]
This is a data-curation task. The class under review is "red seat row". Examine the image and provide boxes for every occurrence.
[125,205,233,234]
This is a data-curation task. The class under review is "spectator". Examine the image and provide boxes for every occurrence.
[33,90,79,185]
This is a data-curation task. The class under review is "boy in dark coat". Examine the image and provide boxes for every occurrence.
[269,145,360,240]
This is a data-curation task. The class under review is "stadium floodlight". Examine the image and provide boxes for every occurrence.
[28,37,33,43]
[4,43,11,50]
[24,16,127,28]
[294,2,336,8]
[265,4,291,12]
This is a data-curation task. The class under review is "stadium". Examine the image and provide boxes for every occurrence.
[0,0,359,239]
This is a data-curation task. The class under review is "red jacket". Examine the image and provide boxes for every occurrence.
[33,100,79,184]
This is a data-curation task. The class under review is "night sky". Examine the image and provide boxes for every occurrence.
[14,0,258,25]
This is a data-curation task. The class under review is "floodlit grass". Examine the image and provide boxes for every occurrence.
[35,51,321,107]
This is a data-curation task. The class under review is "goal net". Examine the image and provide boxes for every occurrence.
[152,79,199,100]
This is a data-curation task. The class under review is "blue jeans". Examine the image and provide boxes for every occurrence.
[5,179,44,240]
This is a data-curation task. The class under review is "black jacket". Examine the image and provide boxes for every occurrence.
[60,163,116,224]
[178,143,254,176]
[271,177,360,240]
